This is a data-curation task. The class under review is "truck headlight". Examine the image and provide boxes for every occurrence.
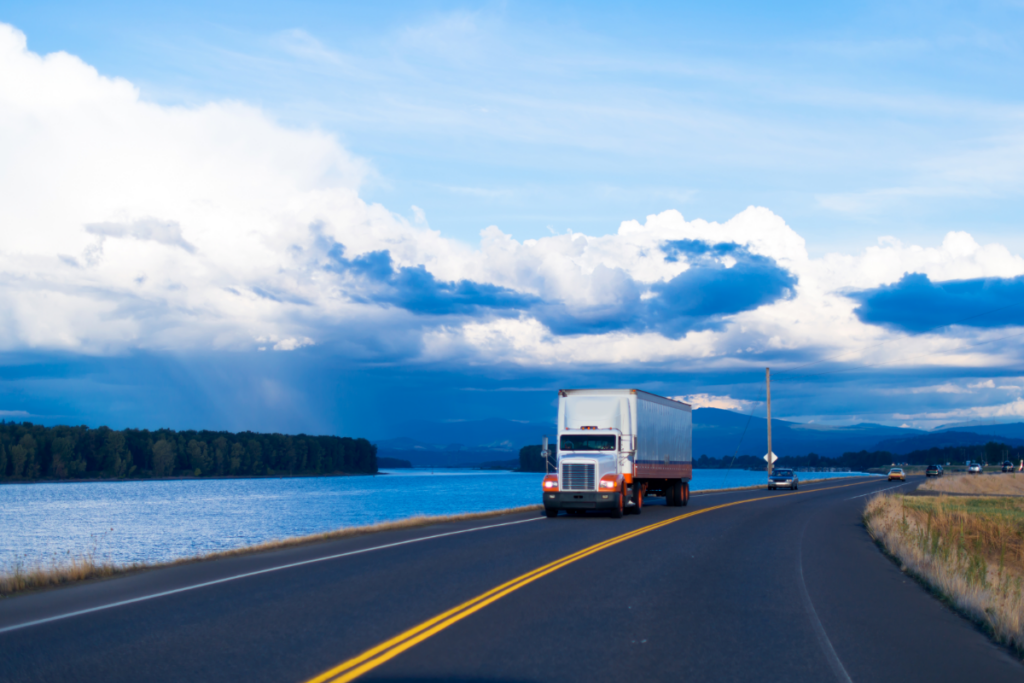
[599,476,619,490]
[542,475,559,491]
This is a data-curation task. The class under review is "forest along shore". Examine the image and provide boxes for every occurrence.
[0,422,377,482]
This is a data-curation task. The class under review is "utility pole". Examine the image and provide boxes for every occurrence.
[766,367,773,479]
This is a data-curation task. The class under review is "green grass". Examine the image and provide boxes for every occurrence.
[904,495,1024,522]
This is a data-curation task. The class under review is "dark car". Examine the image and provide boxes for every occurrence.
[768,469,798,491]
[926,464,943,477]
[1003,461,1016,473]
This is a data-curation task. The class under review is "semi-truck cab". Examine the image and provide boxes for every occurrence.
[543,389,692,518]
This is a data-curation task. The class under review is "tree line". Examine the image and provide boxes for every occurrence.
[0,422,377,481]
[527,441,1023,474]
[695,441,1024,471]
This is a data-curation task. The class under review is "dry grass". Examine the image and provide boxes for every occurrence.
[0,505,542,598]
[920,473,1024,496]
[864,493,1024,655]
[0,553,141,598]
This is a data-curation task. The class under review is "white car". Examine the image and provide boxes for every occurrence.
[968,462,983,474]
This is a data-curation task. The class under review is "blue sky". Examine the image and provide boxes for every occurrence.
[2,2,1024,438]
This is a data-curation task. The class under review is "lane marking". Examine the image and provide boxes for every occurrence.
[847,481,910,500]
[307,478,877,683]
[694,477,881,498]
[0,516,542,636]
[797,518,854,683]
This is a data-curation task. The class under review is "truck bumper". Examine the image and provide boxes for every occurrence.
[544,491,619,510]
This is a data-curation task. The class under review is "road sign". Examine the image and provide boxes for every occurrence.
[764,452,778,464]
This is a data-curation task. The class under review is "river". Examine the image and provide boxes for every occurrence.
[0,469,868,571]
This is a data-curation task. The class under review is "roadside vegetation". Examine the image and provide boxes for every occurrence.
[690,441,1023,472]
[864,489,1024,656]
[920,473,1024,496]
[0,505,542,598]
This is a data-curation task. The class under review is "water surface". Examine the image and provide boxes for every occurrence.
[0,468,867,571]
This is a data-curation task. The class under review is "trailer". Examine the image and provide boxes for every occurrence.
[542,389,692,518]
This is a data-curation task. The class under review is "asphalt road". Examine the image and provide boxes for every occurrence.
[2,476,1022,682]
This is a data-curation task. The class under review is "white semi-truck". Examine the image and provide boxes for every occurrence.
[542,389,692,518]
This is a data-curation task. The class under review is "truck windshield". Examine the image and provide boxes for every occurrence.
[560,435,617,451]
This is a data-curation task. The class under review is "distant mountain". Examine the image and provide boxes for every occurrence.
[933,418,1023,432]
[692,408,924,459]
[373,409,934,465]
[872,430,1024,456]
[373,418,555,467]
[376,418,556,452]
[936,422,1024,441]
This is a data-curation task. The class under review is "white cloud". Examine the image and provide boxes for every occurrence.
[2,21,1024,385]
[893,397,1024,427]
[911,383,968,394]
[676,393,757,411]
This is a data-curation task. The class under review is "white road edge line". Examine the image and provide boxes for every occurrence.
[0,516,543,636]
[694,476,875,498]
[797,520,854,683]
[847,482,909,500]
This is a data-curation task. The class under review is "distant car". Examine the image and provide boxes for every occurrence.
[768,469,798,490]
[968,462,983,474]
[1002,461,1014,473]
[925,464,943,477]
[888,468,906,481]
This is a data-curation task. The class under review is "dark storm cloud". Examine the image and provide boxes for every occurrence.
[851,273,1024,333]
[326,244,539,316]
[642,240,798,337]
[536,240,797,338]
[323,238,796,338]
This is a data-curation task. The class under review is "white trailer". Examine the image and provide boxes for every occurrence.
[542,389,692,518]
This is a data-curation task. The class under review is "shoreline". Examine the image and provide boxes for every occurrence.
[0,471,382,486]
[0,473,873,599]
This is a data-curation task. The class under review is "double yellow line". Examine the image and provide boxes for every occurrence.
[306,478,878,683]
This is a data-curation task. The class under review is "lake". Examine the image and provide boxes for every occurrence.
[0,469,869,572]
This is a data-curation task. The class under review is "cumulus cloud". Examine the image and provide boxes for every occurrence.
[3,16,1024,424]
[85,217,197,254]
[676,393,757,411]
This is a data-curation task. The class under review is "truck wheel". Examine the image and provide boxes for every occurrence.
[545,508,559,518]
[631,483,643,515]
[682,482,689,506]
[611,488,624,518]
[671,480,683,507]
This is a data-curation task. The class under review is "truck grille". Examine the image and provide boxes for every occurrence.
[561,463,595,491]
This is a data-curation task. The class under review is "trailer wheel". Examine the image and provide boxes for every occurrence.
[545,508,559,518]
[682,482,689,506]
[671,480,684,507]
[611,488,624,518]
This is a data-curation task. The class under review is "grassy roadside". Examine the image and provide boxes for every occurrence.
[920,472,1024,496]
[0,474,868,600]
[864,484,1024,657]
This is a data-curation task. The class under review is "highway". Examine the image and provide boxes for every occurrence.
[1,476,1022,682]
